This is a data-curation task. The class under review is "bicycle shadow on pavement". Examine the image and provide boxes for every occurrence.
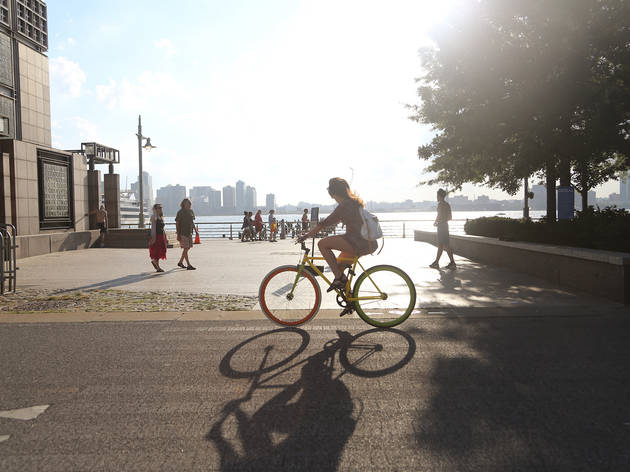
[207,327,416,471]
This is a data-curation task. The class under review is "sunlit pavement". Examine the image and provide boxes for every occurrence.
[14,237,612,311]
[3,239,629,471]
[1,315,629,471]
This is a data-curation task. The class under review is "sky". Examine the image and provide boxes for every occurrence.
[46,0,619,206]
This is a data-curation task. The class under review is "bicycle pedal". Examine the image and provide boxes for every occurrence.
[339,305,355,317]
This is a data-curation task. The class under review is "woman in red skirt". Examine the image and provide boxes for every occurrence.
[149,203,167,272]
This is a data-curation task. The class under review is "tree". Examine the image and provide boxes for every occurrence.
[410,0,630,219]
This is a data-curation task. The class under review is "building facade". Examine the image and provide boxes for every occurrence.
[265,193,275,211]
[0,1,111,255]
[156,184,186,216]
[222,185,235,210]
[245,185,256,209]
[620,175,630,204]
[209,188,221,210]
[235,180,245,210]
[130,171,153,209]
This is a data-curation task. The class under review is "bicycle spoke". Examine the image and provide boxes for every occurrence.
[259,266,321,326]
[353,265,416,328]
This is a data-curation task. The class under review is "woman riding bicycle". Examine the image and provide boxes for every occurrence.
[298,177,377,291]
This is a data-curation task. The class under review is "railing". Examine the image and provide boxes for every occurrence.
[0,224,17,294]
[120,219,472,239]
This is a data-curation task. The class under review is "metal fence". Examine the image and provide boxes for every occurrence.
[1,224,17,294]
[122,218,471,239]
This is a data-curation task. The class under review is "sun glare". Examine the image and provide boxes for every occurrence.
[420,0,459,23]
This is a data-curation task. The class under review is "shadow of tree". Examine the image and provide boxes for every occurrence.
[420,262,589,307]
[414,315,630,470]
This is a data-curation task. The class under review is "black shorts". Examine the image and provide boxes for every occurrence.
[97,222,107,234]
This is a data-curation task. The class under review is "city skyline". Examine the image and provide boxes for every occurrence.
[139,172,630,216]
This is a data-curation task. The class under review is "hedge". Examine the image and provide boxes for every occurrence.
[464,207,630,253]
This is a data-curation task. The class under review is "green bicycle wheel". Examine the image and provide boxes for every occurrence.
[352,265,416,328]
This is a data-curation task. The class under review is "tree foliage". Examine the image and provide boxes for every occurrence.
[410,0,630,198]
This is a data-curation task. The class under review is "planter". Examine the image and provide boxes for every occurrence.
[415,230,630,304]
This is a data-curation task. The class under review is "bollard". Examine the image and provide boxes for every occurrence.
[230,224,233,240]
[403,222,406,238]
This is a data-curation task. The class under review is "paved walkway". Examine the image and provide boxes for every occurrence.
[12,238,611,312]
[2,239,628,471]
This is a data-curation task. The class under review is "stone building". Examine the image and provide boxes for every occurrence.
[245,185,256,209]
[156,184,186,217]
[0,1,121,258]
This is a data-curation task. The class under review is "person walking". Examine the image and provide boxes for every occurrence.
[254,209,263,240]
[149,203,167,272]
[301,208,309,234]
[268,209,278,242]
[429,188,456,270]
[298,177,377,291]
[175,198,198,270]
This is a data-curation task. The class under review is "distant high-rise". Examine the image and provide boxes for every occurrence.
[245,185,257,209]
[620,175,630,202]
[156,184,186,216]
[190,186,213,215]
[531,184,547,210]
[575,190,596,209]
[131,171,153,209]
[236,180,246,210]
[265,193,276,211]
[223,185,236,210]
[209,189,221,209]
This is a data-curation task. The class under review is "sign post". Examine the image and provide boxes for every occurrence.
[557,186,575,220]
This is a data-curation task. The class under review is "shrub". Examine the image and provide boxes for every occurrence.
[464,207,630,253]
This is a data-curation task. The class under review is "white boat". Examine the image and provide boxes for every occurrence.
[119,191,148,227]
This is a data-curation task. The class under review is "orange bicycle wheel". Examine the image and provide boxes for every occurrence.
[258,265,322,326]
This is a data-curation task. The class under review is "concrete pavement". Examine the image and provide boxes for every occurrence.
[2,238,628,471]
[1,315,629,471]
[13,238,612,311]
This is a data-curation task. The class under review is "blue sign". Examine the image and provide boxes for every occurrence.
[557,186,575,220]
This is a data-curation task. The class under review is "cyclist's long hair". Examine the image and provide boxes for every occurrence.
[328,177,364,208]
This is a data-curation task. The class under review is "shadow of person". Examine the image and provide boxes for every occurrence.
[208,346,356,472]
[55,269,177,293]
[437,268,462,290]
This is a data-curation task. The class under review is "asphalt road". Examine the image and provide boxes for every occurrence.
[1,310,629,471]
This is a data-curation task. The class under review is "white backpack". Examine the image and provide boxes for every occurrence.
[359,207,383,241]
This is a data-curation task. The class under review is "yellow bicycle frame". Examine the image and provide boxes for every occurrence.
[290,252,386,302]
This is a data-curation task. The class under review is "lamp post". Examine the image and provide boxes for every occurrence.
[136,115,156,228]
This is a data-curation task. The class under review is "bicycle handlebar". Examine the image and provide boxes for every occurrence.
[294,239,310,255]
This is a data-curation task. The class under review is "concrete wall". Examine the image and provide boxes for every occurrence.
[1,152,11,224]
[103,228,150,249]
[415,230,630,304]
[16,230,101,259]
[11,140,39,235]
[104,173,120,229]
[72,153,90,232]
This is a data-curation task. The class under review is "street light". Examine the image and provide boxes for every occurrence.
[136,115,157,228]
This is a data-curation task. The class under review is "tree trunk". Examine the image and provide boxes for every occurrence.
[546,162,557,223]
[581,176,589,212]
[559,158,571,187]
